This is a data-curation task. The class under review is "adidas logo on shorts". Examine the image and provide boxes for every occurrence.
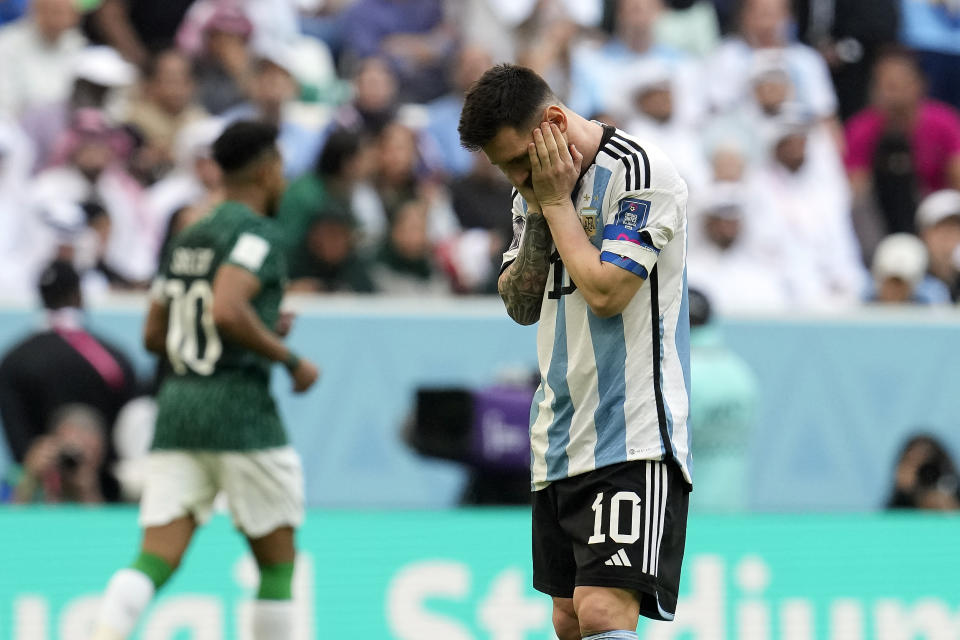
[604,549,632,567]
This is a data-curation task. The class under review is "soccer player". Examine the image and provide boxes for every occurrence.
[458,65,692,640]
[90,121,319,640]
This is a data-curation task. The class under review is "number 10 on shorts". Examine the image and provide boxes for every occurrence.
[587,491,642,544]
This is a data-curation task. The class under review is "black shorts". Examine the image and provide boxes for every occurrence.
[532,460,690,621]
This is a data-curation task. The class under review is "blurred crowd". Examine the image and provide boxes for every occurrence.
[0,0,956,310]
[3,0,960,509]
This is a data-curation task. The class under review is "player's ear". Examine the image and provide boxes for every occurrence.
[544,105,567,133]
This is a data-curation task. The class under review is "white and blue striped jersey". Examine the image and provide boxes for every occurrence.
[502,125,692,489]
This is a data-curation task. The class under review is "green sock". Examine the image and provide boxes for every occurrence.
[257,562,295,600]
[130,552,175,590]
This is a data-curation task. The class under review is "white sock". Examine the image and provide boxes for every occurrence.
[90,569,155,639]
[252,599,294,640]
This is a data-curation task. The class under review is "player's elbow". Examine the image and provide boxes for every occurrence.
[586,292,627,319]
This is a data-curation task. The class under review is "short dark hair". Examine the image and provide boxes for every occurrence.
[458,64,557,152]
[316,127,365,177]
[38,260,81,310]
[212,120,279,174]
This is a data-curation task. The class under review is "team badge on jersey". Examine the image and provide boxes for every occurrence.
[580,208,599,237]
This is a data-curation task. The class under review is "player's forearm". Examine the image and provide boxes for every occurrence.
[498,212,552,325]
[213,302,292,364]
[543,202,635,317]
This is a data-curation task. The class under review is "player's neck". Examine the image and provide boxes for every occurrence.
[224,184,269,217]
[569,115,605,177]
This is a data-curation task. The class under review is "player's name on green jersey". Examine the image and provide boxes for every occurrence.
[169,247,216,277]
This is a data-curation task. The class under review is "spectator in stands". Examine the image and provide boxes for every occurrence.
[747,105,866,308]
[568,0,705,126]
[373,120,459,242]
[793,0,899,120]
[424,45,493,177]
[146,117,225,259]
[888,434,960,511]
[31,109,154,284]
[175,0,301,59]
[866,233,949,305]
[915,189,960,302]
[288,203,376,293]
[654,0,721,56]
[20,45,137,171]
[688,288,759,512]
[331,55,400,137]
[686,182,789,312]
[845,48,960,239]
[449,151,513,238]
[899,0,960,112]
[616,59,710,195]
[86,0,199,67]
[370,199,450,296]
[191,4,255,115]
[340,0,455,103]
[0,119,36,302]
[125,49,209,178]
[0,0,86,118]
[223,47,324,179]
[0,260,137,502]
[278,127,384,255]
[11,404,109,503]
[706,0,839,133]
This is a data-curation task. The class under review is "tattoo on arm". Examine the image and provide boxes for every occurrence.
[498,213,553,325]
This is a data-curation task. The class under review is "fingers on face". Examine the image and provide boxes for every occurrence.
[528,141,541,172]
[540,122,562,164]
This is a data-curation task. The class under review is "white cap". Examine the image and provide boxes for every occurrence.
[698,181,745,219]
[173,117,225,169]
[39,200,86,241]
[916,189,960,230]
[872,232,928,287]
[253,41,298,77]
[71,46,138,87]
[750,48,790,85]
[624,59,671,96]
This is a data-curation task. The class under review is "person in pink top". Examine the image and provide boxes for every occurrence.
[845,47,960,241]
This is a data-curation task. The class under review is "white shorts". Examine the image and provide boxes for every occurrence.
[139,447,304,539]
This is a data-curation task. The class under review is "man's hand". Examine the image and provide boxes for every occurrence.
[529,122,584,210]
[23,437,57,478]
[276,311,296,338]
[290,358,320,393]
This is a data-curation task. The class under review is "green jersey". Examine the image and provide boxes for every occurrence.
[150,201,288,451]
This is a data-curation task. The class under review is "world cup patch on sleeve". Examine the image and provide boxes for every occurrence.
[604,198,657,250]
[230,233,270,272]
[615,198,651,229]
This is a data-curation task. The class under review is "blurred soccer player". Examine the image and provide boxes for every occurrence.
[459,65,692,640]
[90,121,319,640]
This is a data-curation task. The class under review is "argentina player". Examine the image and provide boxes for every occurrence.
[459,65,692,640]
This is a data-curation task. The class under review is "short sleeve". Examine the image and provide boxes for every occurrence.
[599,173,681,280]
[226,229,283,282]
[500,191,529,273]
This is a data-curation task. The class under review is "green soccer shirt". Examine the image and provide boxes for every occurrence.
[150,201,289,451]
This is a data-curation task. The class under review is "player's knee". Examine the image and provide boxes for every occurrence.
[552,599,580,640]
[574,588,638,637]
